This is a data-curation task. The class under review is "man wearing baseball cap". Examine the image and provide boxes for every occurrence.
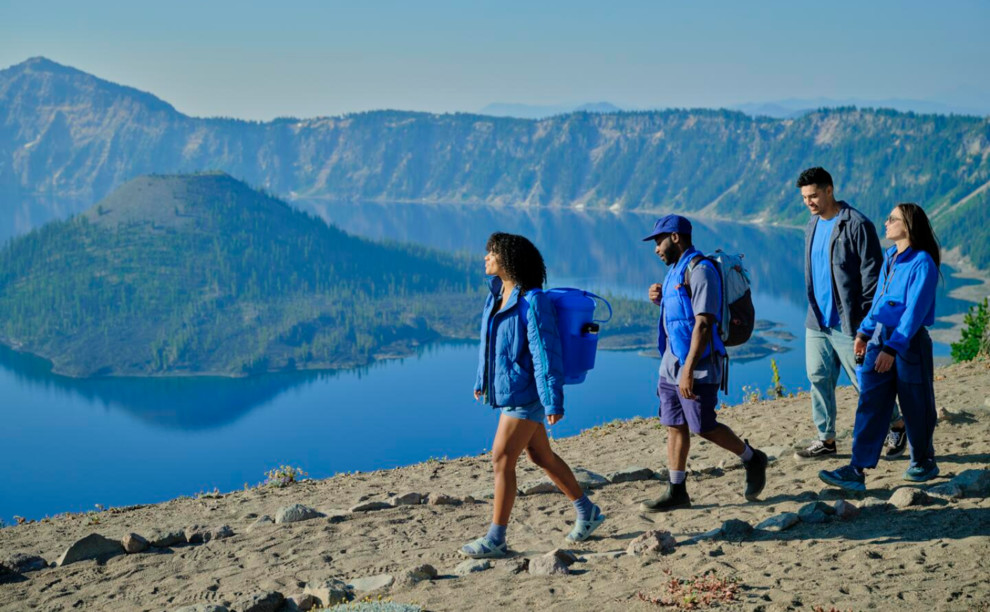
[640,215,768,511]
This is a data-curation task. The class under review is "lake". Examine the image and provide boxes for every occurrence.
[0,198,981,523]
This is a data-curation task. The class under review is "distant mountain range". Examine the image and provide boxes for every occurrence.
[2,57,989,268]
[0,173,481,376]
[479,101,624,119]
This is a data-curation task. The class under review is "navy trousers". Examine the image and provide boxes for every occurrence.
[851,327,937,470]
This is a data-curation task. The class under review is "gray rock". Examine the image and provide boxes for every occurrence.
[56,533,126,566]
[454,559,492,575]
[497,558,530,574]
[234,591,284,612]
[247,515,275,533]
[691,464,724,479]
[890,487,934,508]
[210,525,234,540]
[519,479,558,495]
[800,510,829,524]
[349,573,394,592]
[927,482,964,500]
[573,467,609,490]
[388,492,423,507]
[122,533,149,554]
[950,469,990,497]
[545,548,579,566]
[2,553,48,573]
[756,512,800,532]
[717,519,754,541]
[275,504,323,524]
[528,555,569,576]
[833,499,861,520]
[426,493,461,506]
[627,530,677,556]
[304,578,351,607]
[184,525,210,544]
[173,605,229,612]
[147,528,186,547]
[798,501,837,517]
[468,489,496,500]
[605,466,655,483]
[396,564,437,586]
[284,593,319,612]
[349,501,392,512]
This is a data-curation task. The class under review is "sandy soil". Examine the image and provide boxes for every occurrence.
[1,360,989,612]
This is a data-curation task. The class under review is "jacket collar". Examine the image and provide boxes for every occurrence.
[486,275,521,310]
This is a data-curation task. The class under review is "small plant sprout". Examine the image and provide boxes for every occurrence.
[769,358,786,398]
[264,465,307,488]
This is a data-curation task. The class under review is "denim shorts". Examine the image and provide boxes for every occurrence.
[500,400,545,423]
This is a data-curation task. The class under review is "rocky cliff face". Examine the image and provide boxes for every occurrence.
[3,57,990,264]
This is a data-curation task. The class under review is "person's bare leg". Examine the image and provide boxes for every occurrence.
[667,423,691,471]
[698,423,746,455]
[525,424,583,500]
[491,414,540,525]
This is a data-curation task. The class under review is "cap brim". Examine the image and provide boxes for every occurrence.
[642,232,664,242]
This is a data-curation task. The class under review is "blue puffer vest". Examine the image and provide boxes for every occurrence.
[474,276,565,415]
[657,246,726,363]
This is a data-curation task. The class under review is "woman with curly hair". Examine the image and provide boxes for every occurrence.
[461,232,605,558]
[820,203,942,491]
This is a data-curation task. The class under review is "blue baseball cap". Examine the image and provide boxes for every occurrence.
[642,214,693,241]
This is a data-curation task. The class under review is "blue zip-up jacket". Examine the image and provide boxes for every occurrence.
[474,276,565,415]
[804,202,884,336]
[856,245,938,357]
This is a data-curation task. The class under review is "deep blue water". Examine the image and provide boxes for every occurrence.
[0,200,980,523]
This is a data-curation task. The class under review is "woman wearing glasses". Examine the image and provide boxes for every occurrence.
[819,203,942,491]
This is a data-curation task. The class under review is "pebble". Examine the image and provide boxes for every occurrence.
[890,487,934,508]
[397,563,437,586]
[572,467,609,490]
[545,548,579,566]
[833,499,861,520]
[627,530,677,556]
[605,466,655,483]
[275,504,323,524]
[234,590,284,612]
[519,479,557,495]
[426,493,461,506]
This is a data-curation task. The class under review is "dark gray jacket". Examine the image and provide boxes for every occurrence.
[804,201,883,336]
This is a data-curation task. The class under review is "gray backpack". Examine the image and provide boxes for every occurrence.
[686,250,755,347]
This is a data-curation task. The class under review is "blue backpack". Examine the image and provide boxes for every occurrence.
[525,288,612,385]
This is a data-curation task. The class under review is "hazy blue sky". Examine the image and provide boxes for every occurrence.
[2,0,987,120]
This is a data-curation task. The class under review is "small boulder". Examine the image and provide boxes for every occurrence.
[950,469,990,497]
[455,559,492,576]
[519,479,557,495]
[284,593,319,612]
[247,515,275,533]
[147,528,186,548]
[890,487,933,508]
[573,467,609,490]
[545,548,579,567]
[388,492,423,507]
[397,563,437,587]
[627,530,677,556]
[756,512,800,532]
[833,500,861,520]
[605,467,655,484]
[57,533,126,566]
[173,605,229,612]
[349,501,392,513]
[122,533,149,554]
[800,510,829,524]
[184,525,210,544]
[234,590,284,612]
[2,553,48,573]
[349,573,394,592]
[859,497,891,513]
[426,493,461,506]
[927,482,964,500]
[798,501,837,517]
[528,555,569,576]
[210,525,234,541]
[304,578,351,607]
[717,519,754,541]
[275,504,323,524]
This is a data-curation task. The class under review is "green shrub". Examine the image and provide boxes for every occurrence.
[951,297,989,362]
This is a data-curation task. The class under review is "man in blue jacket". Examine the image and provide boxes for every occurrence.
[796,167,906,459]
[640,215,767,511]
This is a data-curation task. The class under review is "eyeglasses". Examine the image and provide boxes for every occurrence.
[885,215,904,224]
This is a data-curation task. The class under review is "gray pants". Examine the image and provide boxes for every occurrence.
[805,326,901,441]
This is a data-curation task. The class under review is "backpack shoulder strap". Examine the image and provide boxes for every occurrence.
[683,254,707,297]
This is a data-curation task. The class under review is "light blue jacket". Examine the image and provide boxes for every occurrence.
[474,276,565,415]
[857,245,938,357]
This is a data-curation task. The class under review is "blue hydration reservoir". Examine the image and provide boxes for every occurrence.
[544,288,613,384]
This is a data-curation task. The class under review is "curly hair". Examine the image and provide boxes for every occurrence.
[485,232,547,291]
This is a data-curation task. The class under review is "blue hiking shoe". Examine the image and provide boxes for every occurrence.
[903,461,940,482]
[818,464,866,492]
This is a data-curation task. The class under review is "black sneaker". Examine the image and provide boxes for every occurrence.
[743,442,768,501]
[640,482,691,512]
[883,428,907,459]
[794,440,836,459]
